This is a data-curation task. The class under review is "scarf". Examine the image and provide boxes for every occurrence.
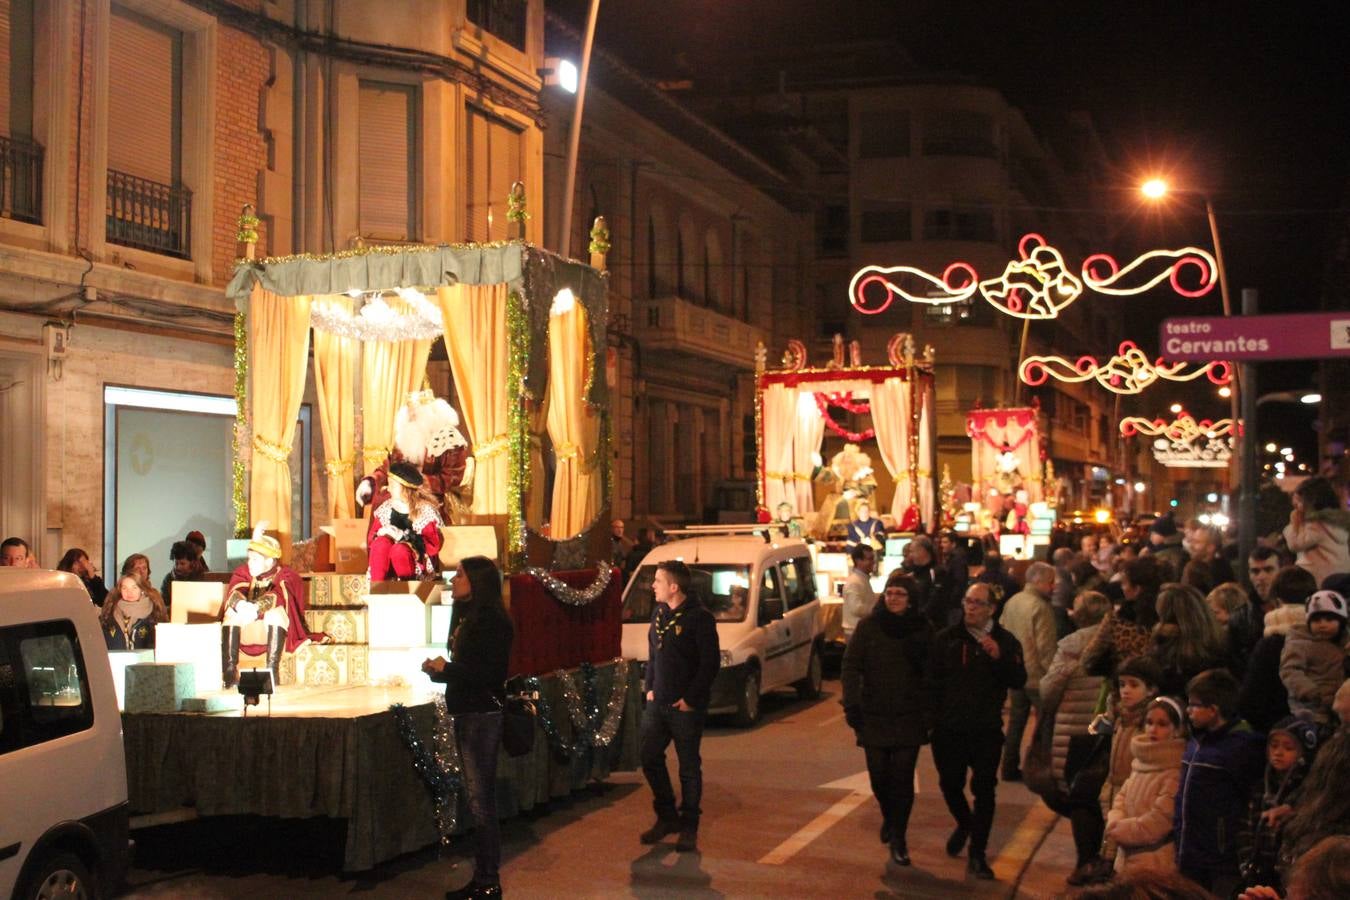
[116,595,153,623]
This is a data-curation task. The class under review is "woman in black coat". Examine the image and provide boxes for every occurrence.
[423,556,514,900]
[841,571,934,866]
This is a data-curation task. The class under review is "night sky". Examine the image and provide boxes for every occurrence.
[553,0,1349,459]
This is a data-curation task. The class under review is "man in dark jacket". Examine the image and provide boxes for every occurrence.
[1238,566,1319,733]
[640,560,720,853]
[925,582,1027,880]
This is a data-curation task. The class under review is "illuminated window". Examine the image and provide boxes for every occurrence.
[465,105,523,243]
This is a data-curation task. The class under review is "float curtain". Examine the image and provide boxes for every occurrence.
[761,383,797,512]
[918,384,936,527]
[361,333,431,476]
[546,303,601,538]
[247,286,312,540]
[870,377,914,522]
[312,295,357,518]
[791,392,826,516]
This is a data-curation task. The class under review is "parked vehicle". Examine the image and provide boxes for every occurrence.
[620,534,824,726]
[1,569,129,900]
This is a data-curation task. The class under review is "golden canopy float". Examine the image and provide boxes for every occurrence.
[755,333,938,539]
[224,211,612,572]
[967,405,1045,503]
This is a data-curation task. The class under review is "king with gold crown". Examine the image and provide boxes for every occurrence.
[356,387,475,524]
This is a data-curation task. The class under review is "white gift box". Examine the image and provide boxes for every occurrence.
[155,623,226,696]
[125,662,196,714]
[427,604,454,646]
[365,594,429,649]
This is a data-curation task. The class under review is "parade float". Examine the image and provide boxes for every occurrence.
[119,194,640,870]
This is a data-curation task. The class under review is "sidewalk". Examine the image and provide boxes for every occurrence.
[1007,806,1082,900]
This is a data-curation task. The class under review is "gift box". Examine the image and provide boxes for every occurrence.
[108,650,154,711]
[428,604,454,646]
[293,643,369,687]
[304,606,369,644]
[307,573,370,607]
[124,662,197,714]
[180,692,245,713]
[366,594,430,648]
[155,623,228,696]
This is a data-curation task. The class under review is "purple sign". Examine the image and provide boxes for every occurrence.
[1160,312,1350,362]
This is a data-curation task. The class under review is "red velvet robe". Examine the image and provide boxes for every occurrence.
[222,562,314,654]
[362,445,468,516]
[367,500,444,580]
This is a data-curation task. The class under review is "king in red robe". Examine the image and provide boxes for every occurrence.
[357,391,474,523]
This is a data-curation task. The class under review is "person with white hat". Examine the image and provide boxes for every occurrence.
[219,522,319,688]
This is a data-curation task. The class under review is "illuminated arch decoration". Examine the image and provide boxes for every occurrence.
[1020,341,1232,395]
[849,234,1218,318]
[1120,413,1240,468]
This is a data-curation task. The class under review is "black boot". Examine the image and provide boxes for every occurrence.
[265,626,287,683]
[221,626,241,689]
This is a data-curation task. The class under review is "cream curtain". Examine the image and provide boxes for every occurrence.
[791,390,826,516]
[546,302,601,538]
[970,412,1042,504]
[761,383,797,512]
[526,396,550,529]
[437,284,510,515]
[247,286,312,541]
[870,377,914,522]
[918,384,935,528]
[312,295,357,518]
[361,333,431,476]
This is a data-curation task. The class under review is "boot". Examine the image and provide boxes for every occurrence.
[265,626,287,684]
[221,626,241,689]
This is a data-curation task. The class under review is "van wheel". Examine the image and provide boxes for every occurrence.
[20,851,95,900]
[733,668,761,727]
[795,645,823,700]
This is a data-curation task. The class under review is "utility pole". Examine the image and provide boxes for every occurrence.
[1238,288,1259,568]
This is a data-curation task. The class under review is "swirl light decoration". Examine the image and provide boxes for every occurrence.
[977,233,1084,320]
[1119,413,1240,468]
[849,262,979,314]
[1020,341,1232,395]
[1082,247,1218,298]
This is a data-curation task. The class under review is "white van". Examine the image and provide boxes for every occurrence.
[0,570,129,900]
[620,535,823,726]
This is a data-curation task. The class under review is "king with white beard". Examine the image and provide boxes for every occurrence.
[357,390,475,522]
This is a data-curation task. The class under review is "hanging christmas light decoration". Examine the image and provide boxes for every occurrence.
[1120,413,1240,468]
[977,233,1083,320]
[1081,247,1218,298]
[849,261,979,314]
[1020,341,1232,395]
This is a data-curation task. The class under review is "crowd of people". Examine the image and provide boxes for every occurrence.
[1,529,213,652]
[840,475,1350,897]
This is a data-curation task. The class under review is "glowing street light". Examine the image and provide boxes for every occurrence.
[1218,385,1232,398]
[1301,392,1322,404]
[1141,178,1168,199]
[1169,402,1183,414]
[1264,442,1277,453]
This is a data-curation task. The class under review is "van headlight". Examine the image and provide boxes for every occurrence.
[720,650,734,667]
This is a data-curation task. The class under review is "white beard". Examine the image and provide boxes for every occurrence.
[394,398,460,466]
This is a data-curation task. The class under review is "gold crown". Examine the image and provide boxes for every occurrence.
[406,387,436,406]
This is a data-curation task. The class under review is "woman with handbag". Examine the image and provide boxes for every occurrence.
[423,556,514,900]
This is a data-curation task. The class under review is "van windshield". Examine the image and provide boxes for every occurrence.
[622,564,751,624]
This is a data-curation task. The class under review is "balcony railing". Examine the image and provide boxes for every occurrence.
[466,0,527,51]
[107,169,192,259]
[634,296,769,369]
[0,134,44,225]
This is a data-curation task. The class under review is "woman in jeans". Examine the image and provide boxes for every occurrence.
[424,556,514,900]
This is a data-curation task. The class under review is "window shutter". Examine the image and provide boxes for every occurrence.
[358,81,416,241]
[466,106,521,243]
[107,6,180,184]
[0,0,11,134]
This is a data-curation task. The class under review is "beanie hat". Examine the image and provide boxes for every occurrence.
[1117,654,1163,688]
[1306,589,1349,622]
[1269,714,1323,759]
[1149,515,1178,538]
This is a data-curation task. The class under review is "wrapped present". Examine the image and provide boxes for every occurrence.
[307,573,370,607]
[108,650,154,711]
[180,693,245,713]
[155,623,228,696]
[304,606,369,644]
[366,594,429,648]
[293,643,369,687]
[125,662,196,714]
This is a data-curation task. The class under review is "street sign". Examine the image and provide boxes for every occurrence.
[1161,312,1350,362]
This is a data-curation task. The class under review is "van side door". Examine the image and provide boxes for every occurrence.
[777,555,820,683]
[756,563,791,690]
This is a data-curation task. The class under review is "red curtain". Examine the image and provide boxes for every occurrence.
[507,568,622,677]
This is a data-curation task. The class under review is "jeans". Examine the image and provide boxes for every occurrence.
[864,744,921,846]
[640,703,706,827]
[1002,688,1037,772]
[456,711,503,884]
[932,727,1003,857]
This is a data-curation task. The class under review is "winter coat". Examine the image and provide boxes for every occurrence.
[1002,588,1059,688]
[841,601,933,748]
[1225,604,1261,679]
[1146,535,1189,581]
[925,621,1027,734]
[1084,602,1155,678]
[1282,507,1350,587]
[1098,698,1148,863]
[431,600,514,715]
[1040,624,1104,783]
[644,597,720,710]
[1149,623,1228,698]
[1239,610,1302,734]
[1106,734,1184,873]
[1174,720,1266,875]
[840,568,876,639]
[1279,623,1348,721]
[1237,759,1313,893]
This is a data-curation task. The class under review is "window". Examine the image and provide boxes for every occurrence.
[922,110,996,158]
[465,105,523,243]
[817,205,848,257]
[757,564,783,624]
[0,621,94,755]
[106,4,189,256]
[857,110,910,159]
[0,0,41,224]
[778,556,817,610]
[647,216,657,297]
[923,205,995,241]
[466,0,527,52]
[621,564,751,624]
[860,203,911,243]
[359,81,418,242]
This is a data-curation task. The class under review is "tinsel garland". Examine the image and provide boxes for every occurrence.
[506,289,531,563]
[310,292,443,342]
[390,696,464,845]
[235,212,260,245]
[814,392,876,443]
[231,310,249,537]
[521,565,612,606]
[521,659,630,760]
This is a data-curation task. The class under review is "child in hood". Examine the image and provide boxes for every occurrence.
[1105,696,1187,874]
[1236,714,1324,895]
[1279,590,1349,724]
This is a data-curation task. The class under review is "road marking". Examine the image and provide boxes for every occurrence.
[991,801,1059,879]
[817,711,846,727]
[758,770,872,866]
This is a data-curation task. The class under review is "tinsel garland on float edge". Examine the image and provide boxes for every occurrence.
[521,565,612,606]
[232,310,249,537]
[390,696,463,845]
[506,289,530,562]
[521,660,630,759]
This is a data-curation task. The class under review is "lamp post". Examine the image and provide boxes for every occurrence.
[558,0,601,259]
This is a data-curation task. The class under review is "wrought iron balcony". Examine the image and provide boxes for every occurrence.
[106,169,192,258]
[0,134,43,225]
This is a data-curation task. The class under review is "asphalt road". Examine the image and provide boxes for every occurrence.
[123,680,1075,898]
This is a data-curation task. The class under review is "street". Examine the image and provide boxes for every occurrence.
[123,679,1079,899]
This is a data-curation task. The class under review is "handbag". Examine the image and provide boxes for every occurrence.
[499,685,538,758]
[1064,680,1112,805]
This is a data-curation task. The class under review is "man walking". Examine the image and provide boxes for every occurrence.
[998,561,1058,782]
[640,561,720,852]
[926,583,1027,879]
[841,543,877,641]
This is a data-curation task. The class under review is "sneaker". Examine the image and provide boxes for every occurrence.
[639,818,681,845]
[675,826,698,853]
[945,825,969,857]
[967,855,995,880]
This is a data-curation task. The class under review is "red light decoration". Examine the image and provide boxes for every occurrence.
[1019,341,1232,395]
[1081,247,1218,298]
[814,392,875,442]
